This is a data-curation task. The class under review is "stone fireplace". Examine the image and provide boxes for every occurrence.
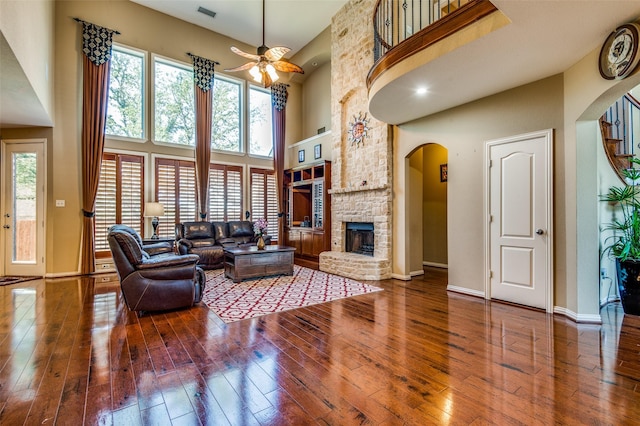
[318,0,393,281]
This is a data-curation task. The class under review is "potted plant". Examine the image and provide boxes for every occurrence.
[601,157,640,315]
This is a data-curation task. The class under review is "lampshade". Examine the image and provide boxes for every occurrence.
[144,202,165,217]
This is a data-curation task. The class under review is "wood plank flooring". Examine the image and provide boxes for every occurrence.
[0,267,638,425]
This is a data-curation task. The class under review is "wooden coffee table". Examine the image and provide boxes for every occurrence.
[224,245,296,282]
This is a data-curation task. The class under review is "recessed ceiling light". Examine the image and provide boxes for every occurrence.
[416,87,427,95]
[197,6,216,19]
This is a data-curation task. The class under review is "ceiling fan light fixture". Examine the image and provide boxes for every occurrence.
[249,65,262,83]
[266,64,279,82]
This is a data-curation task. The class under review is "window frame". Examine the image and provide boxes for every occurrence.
[250,167,279,242]
[151,53,196,149]
[105,43,148,144]
[247,84,274,159]
[94,150,145,257]
[211,72,245,155]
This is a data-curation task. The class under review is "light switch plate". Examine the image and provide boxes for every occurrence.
[55,200,65,207]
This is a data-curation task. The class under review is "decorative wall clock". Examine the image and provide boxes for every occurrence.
[599,23,640,80]
[348,112,370,146]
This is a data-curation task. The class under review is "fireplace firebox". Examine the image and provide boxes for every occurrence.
[345,222,374,256]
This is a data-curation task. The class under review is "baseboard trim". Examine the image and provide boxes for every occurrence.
[45,271,80,278]
[446,285,485,298]
[423,261,448,269]
[554,306,602,324]
[410,270,425,277]
[391,273,412,281]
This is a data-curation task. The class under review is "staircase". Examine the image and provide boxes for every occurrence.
[600,93,640,183]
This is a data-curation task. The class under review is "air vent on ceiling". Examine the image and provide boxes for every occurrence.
[197,6,216,19]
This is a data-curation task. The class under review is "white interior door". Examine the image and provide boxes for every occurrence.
[2,139,46,277]
[487,130,553,312]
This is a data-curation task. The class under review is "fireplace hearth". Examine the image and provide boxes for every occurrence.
[346,222,374,256]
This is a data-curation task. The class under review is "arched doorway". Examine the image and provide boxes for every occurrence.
[407,143,448,277]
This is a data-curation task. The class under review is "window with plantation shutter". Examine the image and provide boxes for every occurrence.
[95,153,144,255]
[250,168,278,242]
[155,158,196,238]
[208,164,243,221]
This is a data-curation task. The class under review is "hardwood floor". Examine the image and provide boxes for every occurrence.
[0,267,638,425]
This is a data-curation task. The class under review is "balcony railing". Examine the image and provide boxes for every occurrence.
[368,0,497,87]
[373,0,473,61]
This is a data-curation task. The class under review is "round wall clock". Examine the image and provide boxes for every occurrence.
[599,23,640,80]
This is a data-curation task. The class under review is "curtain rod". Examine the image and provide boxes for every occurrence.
[73,17,121,34]
[186,52,220,65]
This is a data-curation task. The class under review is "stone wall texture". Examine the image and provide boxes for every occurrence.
[319,0,393,280]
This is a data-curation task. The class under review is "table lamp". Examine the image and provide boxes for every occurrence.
[144,202,165,239]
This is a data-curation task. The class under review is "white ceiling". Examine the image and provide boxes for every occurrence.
[369,1,640,124]
[131,0,347,55]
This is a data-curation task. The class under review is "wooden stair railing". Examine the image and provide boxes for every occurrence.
[600,93,640,184]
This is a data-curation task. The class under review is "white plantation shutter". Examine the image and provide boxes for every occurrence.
[250,168,278,242]
[155,158,196,238]
[95,153,144,253]
[208,164,243,221]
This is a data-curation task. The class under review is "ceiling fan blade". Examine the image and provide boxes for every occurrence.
[264,46,291,62]
[224,61,258,72]
[272,60,304,74]
[230,46,261,61]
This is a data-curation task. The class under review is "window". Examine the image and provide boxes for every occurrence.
[250,168,278,242]
[249,85,273,157]
[106,45,145,140]
[154,57,195,146]
[155,158,196,237]
[94,153,144,254]
[209,164,243,221]
[212,76,242,152]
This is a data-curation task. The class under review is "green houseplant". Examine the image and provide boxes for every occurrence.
[601,157,640,315]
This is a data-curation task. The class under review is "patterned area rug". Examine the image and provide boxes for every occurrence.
[0,276,41,286]
[202,266,383,323]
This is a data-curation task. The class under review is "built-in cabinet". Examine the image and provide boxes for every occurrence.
[283,161,331,259]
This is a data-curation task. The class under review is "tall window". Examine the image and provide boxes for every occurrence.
[154,57,195,146]
[209,164,243,221]
[212,76,242,152]
[249,85,273,157]
[250,168,278,242]
[155,158,196,237]
[95,153,144,253]
[106,45,145,140]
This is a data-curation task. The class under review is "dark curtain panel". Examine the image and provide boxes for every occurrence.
[190,54,217,220]
[78,20,117,275]
[271,83,288,241]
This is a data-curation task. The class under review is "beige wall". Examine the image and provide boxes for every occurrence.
[301,62,331,139]
[0,0,55,125]
[394,75,564,297]
[3,0,308,275]
[422,144,448,266]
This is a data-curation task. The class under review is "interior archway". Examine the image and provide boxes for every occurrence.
[406,143,448,278]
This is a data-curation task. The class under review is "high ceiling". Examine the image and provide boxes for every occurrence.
[131,0,347,56]
[4,1,640,127]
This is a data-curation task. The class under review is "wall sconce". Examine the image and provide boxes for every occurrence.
[144,202,165,239]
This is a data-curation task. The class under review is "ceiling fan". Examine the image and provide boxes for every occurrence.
[224,0,304,88]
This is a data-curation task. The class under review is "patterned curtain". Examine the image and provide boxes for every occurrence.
[271,83,288,242]
[78,20,118,275]
[190,54,218,220]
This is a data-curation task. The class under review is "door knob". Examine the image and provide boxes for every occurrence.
[536,228,544,235]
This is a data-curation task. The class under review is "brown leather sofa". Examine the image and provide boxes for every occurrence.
[175,221,272,269]
[108,224,205,314]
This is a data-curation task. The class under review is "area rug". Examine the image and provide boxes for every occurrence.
[202,266,382,323]
[0,276,41,286]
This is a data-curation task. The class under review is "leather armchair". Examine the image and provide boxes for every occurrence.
[108,224,204,314]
